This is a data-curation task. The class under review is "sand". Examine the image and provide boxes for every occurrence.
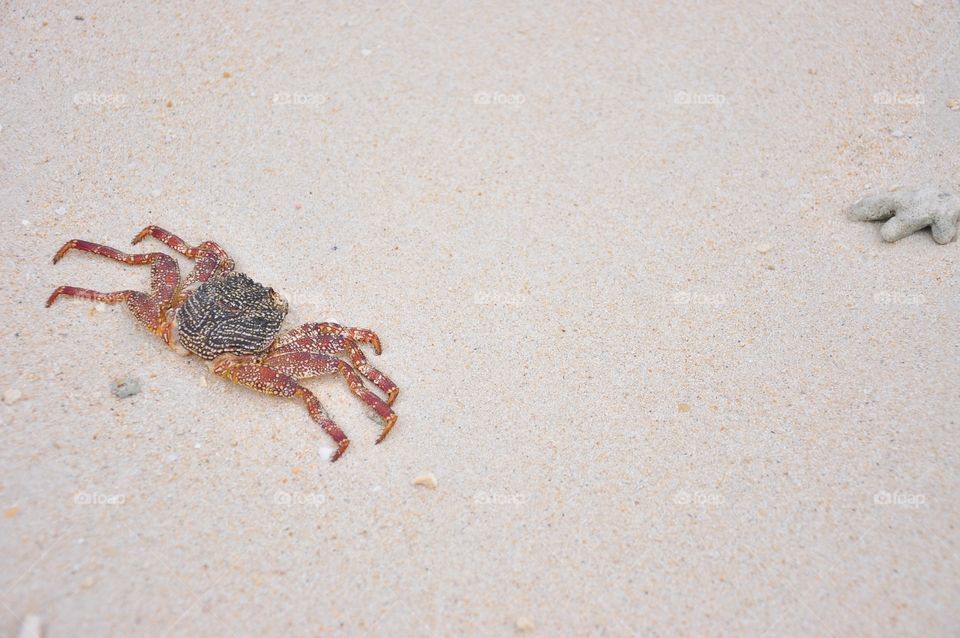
[2,1,959,636]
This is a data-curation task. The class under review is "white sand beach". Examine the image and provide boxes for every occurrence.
[1,1,958,635]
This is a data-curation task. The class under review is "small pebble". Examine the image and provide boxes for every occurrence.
[361,48,372,56]
[319,445,337,462]
[515,617,535,632]
[4,388,23,404]
[677,403,691,413]
[80,577,96,589]
[890,129,903,138]
[110,377,141,399]
[911,0,923,6]
[756,243,772,254]
[4,506,19,518]
[947,99,960,111]
[413,473,438,489]
[55,206,66,216]
[888,184,902,192]
[150,189,161,198]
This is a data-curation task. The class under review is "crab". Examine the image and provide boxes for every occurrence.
[45,225,398,461]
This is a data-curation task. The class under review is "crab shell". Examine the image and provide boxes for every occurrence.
[174,272,289,360]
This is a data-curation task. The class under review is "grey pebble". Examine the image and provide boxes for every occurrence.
[110,377,142,399]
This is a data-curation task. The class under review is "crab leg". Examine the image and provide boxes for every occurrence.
[46,241,181,335]
[131,225,235,285]
[274,322,384,355]
[270,334,398,404]
[45,287,165,327]
[262,351,398,442]
[52,240,180,299]
[212,357,350,461]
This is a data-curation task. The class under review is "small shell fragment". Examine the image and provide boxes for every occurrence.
[515,617,535,632]
[413,473,438,489]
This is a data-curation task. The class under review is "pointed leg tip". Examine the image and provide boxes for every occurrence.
[52,242,74,263]
[386,387,399,405]
[330,439,350,462]
[377,414,397,444]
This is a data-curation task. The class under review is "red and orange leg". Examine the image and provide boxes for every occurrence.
[263,351,398,443]
[270,334,398,405]
[213,357,351,461]
[46,239,181,336]
[273,322,383,355]
[131,225,235,286]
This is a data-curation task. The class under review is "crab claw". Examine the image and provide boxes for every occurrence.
[210,354,249,377]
